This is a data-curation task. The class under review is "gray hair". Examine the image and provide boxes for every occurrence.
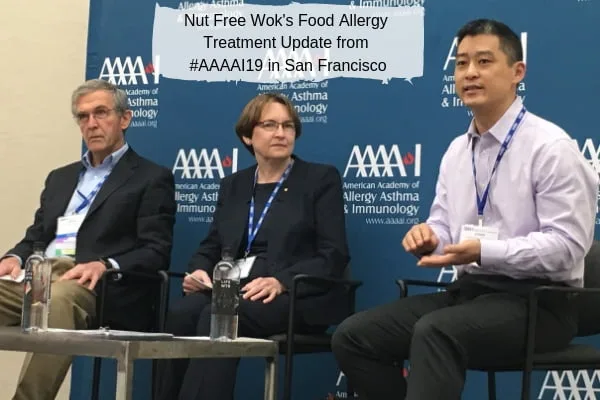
[71,79,129,116]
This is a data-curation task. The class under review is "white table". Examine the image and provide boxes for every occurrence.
[0,327,278,400]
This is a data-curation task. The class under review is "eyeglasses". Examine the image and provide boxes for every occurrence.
[255,120,296,133]
[74,108,116,125]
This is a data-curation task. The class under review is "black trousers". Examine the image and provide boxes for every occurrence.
[331,274,577,400]
[156,291,290,400]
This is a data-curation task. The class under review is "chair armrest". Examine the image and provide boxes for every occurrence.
[282,274,363,356]
[292,274,363,292]
[526,285,600,341]
[166,271,186,280]
[521,285,597,377]
[97,269,169,328]
[396,279,449,298]
[533,285,600,295]
[290,274,363,320]
[102,268,166,283]
[287,274,363,336]
[293,272,362,309]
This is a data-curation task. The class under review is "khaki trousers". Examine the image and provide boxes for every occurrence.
[0,258,96,400]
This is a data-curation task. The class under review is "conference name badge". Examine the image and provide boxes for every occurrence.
[460,224,499,242]
[54,214,85,257]
[237,256,257,279]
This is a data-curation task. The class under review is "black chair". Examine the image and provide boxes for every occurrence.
[396,240,600,400]
[163,267,363,400]
[269,265,362,400]
[90,268,169,400]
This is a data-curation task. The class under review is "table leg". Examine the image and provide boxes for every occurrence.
[264,356,277,400]
[116,357,134,400]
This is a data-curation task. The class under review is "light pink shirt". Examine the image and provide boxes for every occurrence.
[426,97,598,287]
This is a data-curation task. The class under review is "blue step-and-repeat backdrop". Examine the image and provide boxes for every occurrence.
[71,0,600,398]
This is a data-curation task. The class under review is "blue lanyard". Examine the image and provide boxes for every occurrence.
[74,171,111,214]
[472,106,526,223]
[246,161,294,256]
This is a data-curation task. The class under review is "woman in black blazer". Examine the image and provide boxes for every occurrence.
[157,93,350,400]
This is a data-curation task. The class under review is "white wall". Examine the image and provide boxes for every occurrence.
[0,0,90,398]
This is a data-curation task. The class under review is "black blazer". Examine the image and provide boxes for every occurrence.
[5,148,176,329]
[188,156,350,320]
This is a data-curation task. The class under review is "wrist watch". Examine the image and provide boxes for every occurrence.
[99,258,112,270]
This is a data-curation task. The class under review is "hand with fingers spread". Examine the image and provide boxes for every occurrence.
[417,239,481,268]
[402,223,440,257]
[58,261,107,290]
[183,269,212,294]
[0,257,21,280]
[241,277,285,303]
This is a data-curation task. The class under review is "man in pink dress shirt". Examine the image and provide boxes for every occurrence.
[332,18,599,400]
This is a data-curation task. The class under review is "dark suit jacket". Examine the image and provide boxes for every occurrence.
[188,156,350,324]
[5,148,176,330]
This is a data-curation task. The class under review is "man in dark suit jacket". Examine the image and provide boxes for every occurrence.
[0,79,176,400]
[157,92,350,400]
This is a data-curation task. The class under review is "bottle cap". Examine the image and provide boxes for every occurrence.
[221,247,234,261]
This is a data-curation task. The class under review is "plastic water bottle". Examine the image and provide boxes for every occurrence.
[210,249,240,341]
[21,242,52,332]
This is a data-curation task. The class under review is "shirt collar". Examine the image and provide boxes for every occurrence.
[82,143,129,170]
[466,97,523,147]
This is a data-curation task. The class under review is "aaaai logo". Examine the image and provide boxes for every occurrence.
[436,266,457,284]
[578,138,600,175]
[172,148,238,179]
[575,138,600,215]
[343,144,421,178]
[99,56,160,86]
[538,370,600,399]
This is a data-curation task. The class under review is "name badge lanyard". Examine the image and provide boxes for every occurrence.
[245,161,294,257]
[472,106,526,226]
[74,170,111,214]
